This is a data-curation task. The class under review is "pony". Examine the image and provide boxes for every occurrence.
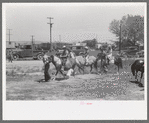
[114,55,123,72]
[97,52,108,73]
[75,55,98,74]
[43,54,84,80]
[131,60,144,85]
[97,52,123,73]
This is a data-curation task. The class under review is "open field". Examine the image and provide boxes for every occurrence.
[5,58,144,100]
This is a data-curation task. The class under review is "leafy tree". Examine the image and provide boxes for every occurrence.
[82,38,97,48]
[109,14,144,45]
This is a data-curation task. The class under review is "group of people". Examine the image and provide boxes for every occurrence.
[57,43,113,67]
[56,45,90,65]
[43,43,113,81]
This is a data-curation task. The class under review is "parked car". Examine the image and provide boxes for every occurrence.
[11,45,47,60]
[70,45,85,56]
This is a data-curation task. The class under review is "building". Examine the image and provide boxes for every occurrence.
[95,43,102,49]
[73,42,86,46]
[95,43,105,49]
[6,41,20,49]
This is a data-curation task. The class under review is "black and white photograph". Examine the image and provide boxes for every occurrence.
[2,2,147,120]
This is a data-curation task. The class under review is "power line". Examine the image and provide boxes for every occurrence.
[47,17,54,50]
[119,22,122,54]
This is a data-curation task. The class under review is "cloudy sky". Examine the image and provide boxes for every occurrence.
[3,3,145,43]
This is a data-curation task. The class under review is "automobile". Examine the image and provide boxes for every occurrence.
[12,45,47,60]
[70,45,85,56]
[119,46,139,58]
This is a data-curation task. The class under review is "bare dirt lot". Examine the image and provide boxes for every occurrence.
[6,58,144,100]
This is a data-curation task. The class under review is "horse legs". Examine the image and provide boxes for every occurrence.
[135,70,138,82]
[90,64,93,73]
[94,65,98,74]
[44,63,51,82]
[10,58,12,63]
[101,59,103,70]
[77,64,84,74]
[60,70,66,78]
[82,66,85,74]
[140,71,144,82]
[51,70,59,81]
[94,60,99,74]
[139,71,144,87]
[77,66,81,74]
[118,65,119,73]
[72,69,75,77]
[107,57,110,65]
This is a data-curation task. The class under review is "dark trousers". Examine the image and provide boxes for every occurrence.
[44,63,51,81]
[10,55,13,63]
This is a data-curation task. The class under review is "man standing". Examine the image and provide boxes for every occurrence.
[43,54,51,82]
[9,49,13,63]
[60,45,70,71]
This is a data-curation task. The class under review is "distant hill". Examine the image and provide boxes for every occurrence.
[6,41,47,45]
[6,41,71,45]
[15,41,47,45]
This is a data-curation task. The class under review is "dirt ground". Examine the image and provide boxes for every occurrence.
[6,58,144,100]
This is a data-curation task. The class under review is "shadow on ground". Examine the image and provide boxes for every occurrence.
[129,81,144,87]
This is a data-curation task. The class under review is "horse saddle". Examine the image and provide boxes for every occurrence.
[60,56,68,66]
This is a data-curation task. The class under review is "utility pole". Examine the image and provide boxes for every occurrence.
[7,29,12,44]
[119,22,122,54]
[31,35,34,56]
[47,17,54,51]
[59,35,61,48]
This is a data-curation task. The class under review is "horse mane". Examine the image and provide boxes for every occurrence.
[51,55,62,65]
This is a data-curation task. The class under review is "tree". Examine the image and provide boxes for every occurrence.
[82,38,97,48]
[109,14,144,45]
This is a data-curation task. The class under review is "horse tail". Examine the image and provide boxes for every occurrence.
[131,62,136,76]
[94,59,98,69]
[119,57,123,69]
[120,59,123,69]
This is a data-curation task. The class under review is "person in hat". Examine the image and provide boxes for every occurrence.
[84,46,90,65]
[60,45,71,71]
[61,45,70,58]
[42,54,51,82]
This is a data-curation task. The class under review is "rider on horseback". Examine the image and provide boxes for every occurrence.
[61,46,70,57]
[99,43,109,72]
[60,45,75,71]
[106,44,112,65]
[60,46,69,70]
[84,46,90,65]
[100,43,112,65]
